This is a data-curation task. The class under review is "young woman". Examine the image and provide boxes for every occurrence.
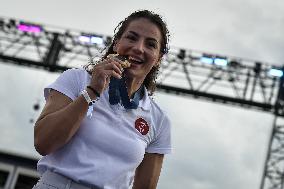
[34,9,172,189]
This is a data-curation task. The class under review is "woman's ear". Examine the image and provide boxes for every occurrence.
[155,54,163,67]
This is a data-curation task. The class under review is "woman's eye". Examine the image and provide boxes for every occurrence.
[126,35,136,41]
[148,42,157,49]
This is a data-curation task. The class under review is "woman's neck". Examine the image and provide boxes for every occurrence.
[125,77,143,98]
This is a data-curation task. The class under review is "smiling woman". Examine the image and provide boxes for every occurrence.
[33,9,172,189]
[101,10,170,96]
[113,17,162,90]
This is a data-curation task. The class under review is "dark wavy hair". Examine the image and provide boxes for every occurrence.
[89,10,170,95]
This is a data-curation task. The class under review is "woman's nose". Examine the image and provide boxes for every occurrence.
[132,40,144,54]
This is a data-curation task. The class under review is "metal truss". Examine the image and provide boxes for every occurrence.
[0,17,281,112]
[261,116,284,189]
[0,17,110,71]
[158,49,281,112]
[0,17,284,189]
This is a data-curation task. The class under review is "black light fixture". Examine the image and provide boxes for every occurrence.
[177,49,186,60]
[228,60,241,67]
[6,19,16,29]
[0,19,4,28]
[253,62,261,75]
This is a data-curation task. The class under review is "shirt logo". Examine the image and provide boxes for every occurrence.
[135,118,149,135]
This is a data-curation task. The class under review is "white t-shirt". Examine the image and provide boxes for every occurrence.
[37,68,172,189]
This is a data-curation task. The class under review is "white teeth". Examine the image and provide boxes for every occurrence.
[129,56,143,63]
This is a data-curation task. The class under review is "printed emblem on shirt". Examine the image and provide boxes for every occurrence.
[135,117,149,135]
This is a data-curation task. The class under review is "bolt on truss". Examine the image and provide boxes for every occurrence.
[0,16,284,189]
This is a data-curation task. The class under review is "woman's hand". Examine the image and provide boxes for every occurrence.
[89,57,124,94]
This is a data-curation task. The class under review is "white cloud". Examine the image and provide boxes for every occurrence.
[156,93,271,189]
[0,63,58,158]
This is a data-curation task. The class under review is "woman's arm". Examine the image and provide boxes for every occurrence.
[132,153,164,189]
[34,89,95,156]
[34,58,124,156]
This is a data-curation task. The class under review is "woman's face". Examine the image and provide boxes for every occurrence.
[114,18,162,81]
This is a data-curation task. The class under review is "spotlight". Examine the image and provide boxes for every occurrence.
[17,22,42,33]
[78,33,103,45]
[91,36,103,44]
[214,56,227,67]
[268,68,283,77]
[78,35,91,43]
[200,54,214,65]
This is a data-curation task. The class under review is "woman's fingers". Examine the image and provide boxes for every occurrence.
[104,56,124,70]
[89,56,125,93]
[104,62,122,75]
[104,70,122,80]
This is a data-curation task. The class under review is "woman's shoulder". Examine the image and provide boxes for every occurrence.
[147,97,171,138]
[62,67,88,76]
[59,68,90,81]
[148,97,169,120]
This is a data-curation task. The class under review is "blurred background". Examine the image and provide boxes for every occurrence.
[0,0,284,188]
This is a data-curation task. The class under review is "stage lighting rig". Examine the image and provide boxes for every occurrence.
[200,53,214,64]
[268,67,283,78]
[214,56,227,67]
[17,22,42,34]
[78,33,104,45]
[200,54,227,67]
